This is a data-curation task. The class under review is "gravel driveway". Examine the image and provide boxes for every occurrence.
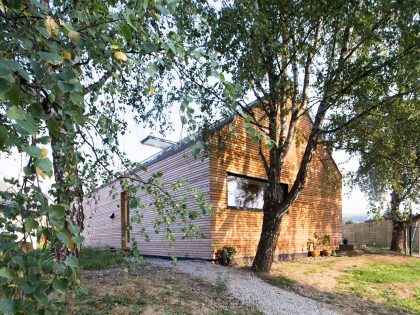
[146,258,340,315]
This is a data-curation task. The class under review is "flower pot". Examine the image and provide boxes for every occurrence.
[309,250,320,257]
[322,250,332,256]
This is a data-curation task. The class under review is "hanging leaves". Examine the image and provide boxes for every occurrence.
[44,16,60,37]
[114,51,128,62]
[67,30,81,42]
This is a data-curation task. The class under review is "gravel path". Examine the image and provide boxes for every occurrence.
[146,258,340,315]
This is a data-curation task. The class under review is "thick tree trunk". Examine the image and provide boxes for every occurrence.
[390,221,404,253]
[251,165,285,272]
[389,190,404,253]
[251,209,281,272]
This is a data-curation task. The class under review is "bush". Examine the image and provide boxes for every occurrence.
[215,272,229,293]
[216,246,236,265]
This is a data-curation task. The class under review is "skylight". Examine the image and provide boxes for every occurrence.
[140,135,176,150]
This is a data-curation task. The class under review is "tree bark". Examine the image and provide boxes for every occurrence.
[390,221,404,253]
[251,165,284,272]
[251,210,281,272]
[51,131,84,261]
[389,190,404,253]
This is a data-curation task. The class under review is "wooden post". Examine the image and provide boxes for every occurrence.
[120,192,130,249]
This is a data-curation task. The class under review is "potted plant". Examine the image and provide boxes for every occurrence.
[343,238,348,245]
[307,234,321,257]
[216,245,237,266]
[320,235,332,256]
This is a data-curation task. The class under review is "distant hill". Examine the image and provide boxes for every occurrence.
[343,214,369,224]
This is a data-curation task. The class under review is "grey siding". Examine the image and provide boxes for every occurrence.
[83,146,212,259]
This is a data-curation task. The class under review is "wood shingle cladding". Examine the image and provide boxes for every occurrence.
[208,109,342,259]
[83,105,342,260]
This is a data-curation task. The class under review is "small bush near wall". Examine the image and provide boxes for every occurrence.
[216,246,237,266]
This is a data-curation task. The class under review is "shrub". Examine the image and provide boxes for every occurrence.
[215,272,229,293]
[216,246,236,265]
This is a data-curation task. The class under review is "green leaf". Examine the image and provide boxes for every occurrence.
[72,235,84,245]
[24,146,42,157]
[34,158,52,173]
[15,119,38,135]
[68,224,81,236]
[6,106,26,120]
[57,81,75,93]
[34,286,48,305]
[27,102,44,118]
[52,278,68,294]
[0,78,13,97]
[0,268,14,281]
[143,41,157,53]
[37,52,64,64]
[47,119,60,136]
[155,4,170,15]
[48,205,65,220]
[56,231,68,244]
[0,300,18,315]
[37,136,51,144]
[120,24,132,43]
[4,84,20,105]
[25,217,38,232]
[64,255,78,268]
[0,125,7,149]
[23,166,36,176]
[41,260,55,274]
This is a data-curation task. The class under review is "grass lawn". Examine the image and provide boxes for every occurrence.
[79,247,126,270]
[261,250,420,314]
[70,248,261,315]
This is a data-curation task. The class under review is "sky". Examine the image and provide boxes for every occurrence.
[0,107,370,218]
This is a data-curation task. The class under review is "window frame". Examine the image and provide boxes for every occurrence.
[226,173,267,211]
[226,172,288,212]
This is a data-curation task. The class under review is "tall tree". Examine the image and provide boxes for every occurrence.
[176,0,419,271]
[0,0,210,312]
[334,97,419,253]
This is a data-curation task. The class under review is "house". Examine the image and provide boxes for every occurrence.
[83,103,342,260]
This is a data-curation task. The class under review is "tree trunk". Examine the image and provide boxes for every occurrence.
[51,131,84,261]
[390,221,404,253]
[389,190,404,253]
[251,209,282,272]
[251,166,285,272]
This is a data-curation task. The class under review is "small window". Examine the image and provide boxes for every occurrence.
[227,174,266,210]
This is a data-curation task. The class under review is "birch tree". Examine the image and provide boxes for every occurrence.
[176,0,419,271]
[0,0,209,312]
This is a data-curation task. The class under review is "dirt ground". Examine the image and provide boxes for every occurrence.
[260,249,420,315]
[67,263,262,315]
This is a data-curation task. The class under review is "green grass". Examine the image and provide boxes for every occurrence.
[338,259,420,313]
[265,275,295,288]
[79,248,125,270]
[366,245,390,252]
[345,260,420,284]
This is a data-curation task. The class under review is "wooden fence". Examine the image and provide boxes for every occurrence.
[343,219,419,254]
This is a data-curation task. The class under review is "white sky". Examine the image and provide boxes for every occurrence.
[0,108,369,218]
